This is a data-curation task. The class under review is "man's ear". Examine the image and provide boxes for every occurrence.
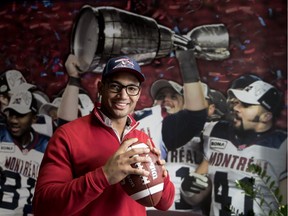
[97,80,104,95]
[261,111,272,122]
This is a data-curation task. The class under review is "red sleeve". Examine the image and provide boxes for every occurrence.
[33,127,110,215]
[154,174,175,211]
[148,137,175,211]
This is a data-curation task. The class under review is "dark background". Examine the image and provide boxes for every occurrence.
[0,0,286,128]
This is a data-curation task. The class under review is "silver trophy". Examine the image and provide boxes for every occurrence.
[71,5,230,73]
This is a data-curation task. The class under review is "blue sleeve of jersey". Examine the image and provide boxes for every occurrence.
[0,126,13,142]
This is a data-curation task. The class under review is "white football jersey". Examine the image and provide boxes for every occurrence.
[136,105,205,213]
[165,136,204,212]
[202,121,287,216]
[0,141,46,215]
[135,105,167,158]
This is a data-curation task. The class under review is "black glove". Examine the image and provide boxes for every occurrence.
[181,172,209,194]
[176,49,200,83]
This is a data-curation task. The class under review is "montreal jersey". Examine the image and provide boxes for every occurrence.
[164,135,204,212]
[136,106,205,212]
[202,121,287,216]
[0,125,49,216]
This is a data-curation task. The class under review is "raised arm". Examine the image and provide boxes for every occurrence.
[57,54,81,123]
[162,50,208,150]
[176,49,207,111]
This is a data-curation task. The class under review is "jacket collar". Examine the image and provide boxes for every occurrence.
[92,107,139,129]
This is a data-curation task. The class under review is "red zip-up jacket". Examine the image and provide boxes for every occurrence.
[33,107,175,216]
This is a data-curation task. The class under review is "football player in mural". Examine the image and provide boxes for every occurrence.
[0,70,35,125]
[0,69,57,137]
[0,89,49,215]
[225,74,262,122]
[135,79,211,159]
[157,85,228,215]
[180,79,287,215]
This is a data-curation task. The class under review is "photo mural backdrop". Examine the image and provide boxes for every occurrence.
[0,1,286,215]
[0,0,286,129]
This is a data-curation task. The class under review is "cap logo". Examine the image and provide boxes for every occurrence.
[12,92,31,107]
[244,83,268,98]
[113,58,135,70]
[12,97,22,105]
[244,85,253,92]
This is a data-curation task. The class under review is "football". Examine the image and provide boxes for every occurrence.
[120,143,164,207]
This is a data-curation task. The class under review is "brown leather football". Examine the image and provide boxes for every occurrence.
[120,143,164,207]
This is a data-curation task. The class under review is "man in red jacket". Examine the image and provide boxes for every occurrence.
[33,56,175,216]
